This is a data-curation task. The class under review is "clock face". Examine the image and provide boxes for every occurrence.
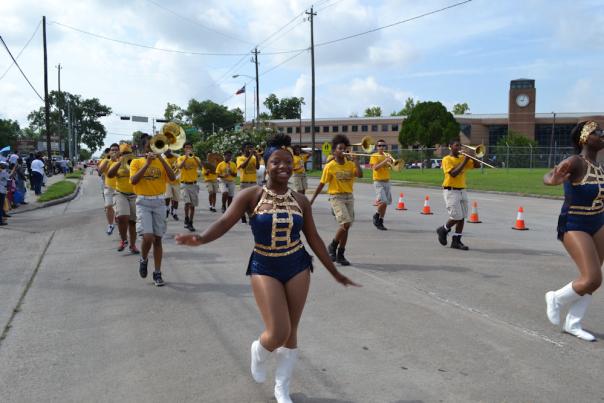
[516,94,530,108]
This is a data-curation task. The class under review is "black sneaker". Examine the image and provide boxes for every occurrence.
[153,271,165,287]
[139,258,148,278]
[336,248,351,266]
[187,223,196,232]
[376,218,387,231]
[165,209,169,218]
[328,241,338,262]
[222,205,226,213]
[450,236,469,250]
[184,216,190,228]
[172,213,179,221]
[210,207,217,212]
[436,226,449,246]
[372,213,380,227]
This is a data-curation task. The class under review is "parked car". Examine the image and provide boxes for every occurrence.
[430,158,442,168]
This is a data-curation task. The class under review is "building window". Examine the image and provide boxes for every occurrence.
[352,125,358,132]
[304,126,310,133]
[371,125,378,132]
[314,126,320,133]
[286,127,293,134]
[391,144,399,152]
[342,125,348,132]
[323,126,329,133]
[361,125,368,132]
[382,124,389,131]
[296,127,300,133]
[391,124,399,132]
[460,124,471,138]
[534,124,575,147]
[278,127,284,133]
[332,125,339,132]
[487,125,508,153]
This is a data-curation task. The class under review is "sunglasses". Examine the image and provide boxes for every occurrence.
[594,128,604,137]
[377,144,386,147]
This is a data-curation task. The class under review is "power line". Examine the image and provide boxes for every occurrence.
[315,0,472,48]
[260,49,308,77]
[0,35,44,102]
[0,19,42,82]
[144,0,254,46]
[315,0,345,12]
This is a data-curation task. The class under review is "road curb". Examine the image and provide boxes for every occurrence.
[10,179,82,215]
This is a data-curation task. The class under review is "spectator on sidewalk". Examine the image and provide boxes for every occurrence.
[0,161,9,225]
[30,153,45,195]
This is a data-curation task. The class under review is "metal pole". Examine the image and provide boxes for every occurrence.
[253,48,260,128]
[42,16,53,175]
[244,84,247,123]
[506,142,510,172]
[299,103,302,146]
[56,63,63,155]
[548,112,556,168]
[306,6,317,170]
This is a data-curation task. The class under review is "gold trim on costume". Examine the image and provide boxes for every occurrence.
[579,121,598,145]
[254,242,303,257]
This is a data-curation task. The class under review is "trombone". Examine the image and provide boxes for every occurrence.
[460,144,496,169]
[352,136,376,153]
[344,151,405,172]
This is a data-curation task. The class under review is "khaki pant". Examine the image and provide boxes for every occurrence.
[329,193,355,225]
[165,182,180,201]
[219,180,235,197]
[136,197,167,237]
[374,180,392,205]
[180,183,199,206]
[205,181,219,194]
[292,174,307,192]
[115,192,136,221]
[443,188,468,220]
[103,186,115,208]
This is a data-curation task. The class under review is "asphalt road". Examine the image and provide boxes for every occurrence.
[1,172,603,402]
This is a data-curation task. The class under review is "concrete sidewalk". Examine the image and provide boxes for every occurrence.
[8,172,83,215]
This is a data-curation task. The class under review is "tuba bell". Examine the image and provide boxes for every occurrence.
[150,133,170,154]
[121,154,136,169]
[161,122,186,151]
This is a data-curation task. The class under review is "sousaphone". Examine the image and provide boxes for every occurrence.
[161,122,186,151]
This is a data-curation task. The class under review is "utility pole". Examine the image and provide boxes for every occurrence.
[43,16,53,174]
[253,48,260,129]
[306,7,318,169]
[67,101,72,160]
[548,112,556,168]
[56,63,63,155]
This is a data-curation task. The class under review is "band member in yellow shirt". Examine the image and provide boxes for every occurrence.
[369,139,392,231]
[98,143,119,235]
[237,142,260,223]
[130,134,176,287]
[107,143,139,254]
[215,151,237,213]
[291,145,310,195]
[163,148,180,221]
[310,134,362,265]
[176,142,202,232]
[202,159,219,213]
[436,139,480,250]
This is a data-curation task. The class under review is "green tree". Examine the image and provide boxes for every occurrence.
[452,102,470,115]
[392,97,416,116]
[364,106,382,117]
[398,101,459,148]
[0,119,21,149]
[164,102,185,122]
[494,132,537,168]
[79,148,92,161]
[27,90,111,153]
[263,94,304,119]
[183,99,243,133]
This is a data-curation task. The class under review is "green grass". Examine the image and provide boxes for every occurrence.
[307,168,563,197]
[65,170,83,179]
[38,180,77,202]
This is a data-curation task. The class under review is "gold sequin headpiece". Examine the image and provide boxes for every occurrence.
[580,121,598,144]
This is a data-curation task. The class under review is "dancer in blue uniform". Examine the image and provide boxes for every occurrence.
[544,120,604,341]
[176,134,358,402]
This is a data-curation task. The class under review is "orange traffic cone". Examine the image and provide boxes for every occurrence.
[420,195,433,215]
[395,193,407,210]
[512,206,529,230]
[467,201,482,223]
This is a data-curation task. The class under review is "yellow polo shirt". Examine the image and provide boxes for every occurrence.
[109,160,134,194]
[442,154,475,188]
[293,154,309,174]
[320,159,357,194]
[216,161,237,182]
[164,154,180,185]
[101,160,117,189]
[129,157,168,196]
[369,153,390,181]
[202,166,218,182]
[236,155,257,183]
[177,155,201,183]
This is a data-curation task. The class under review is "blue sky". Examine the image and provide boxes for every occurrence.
[1,0,603,151]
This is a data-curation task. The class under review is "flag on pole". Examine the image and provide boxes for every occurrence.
[235,85,245,95]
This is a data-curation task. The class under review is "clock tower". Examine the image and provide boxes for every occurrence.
[508,79,536,139]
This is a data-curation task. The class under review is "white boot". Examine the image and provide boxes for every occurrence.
[274,347,298,403]
[563,295,596,341]
[545,282,580,325]
[250,339,271,383]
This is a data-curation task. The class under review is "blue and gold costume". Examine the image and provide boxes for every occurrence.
[557,157,604,241]
[247,186,313,283]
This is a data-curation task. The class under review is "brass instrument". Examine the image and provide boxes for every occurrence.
[460,144,496,168]
[344,151,405,172]
[352,136,376,153]
[150,133,170,154]
[161,122,186,151]
[120,154,136,169]
[203,152,223,172]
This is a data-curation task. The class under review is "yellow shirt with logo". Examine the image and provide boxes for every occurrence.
[164,154,180,185]
[202,166,218,182]
[101,160,117,189]
[177,155,201,183]
[109,160,134,194]
[441,154,475,188]
[320,159,357,194]
[129,157,168,196]
[369,153,390,181]
[236,155,257,183]
[215,161,237,182]
[293,154,309,174]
